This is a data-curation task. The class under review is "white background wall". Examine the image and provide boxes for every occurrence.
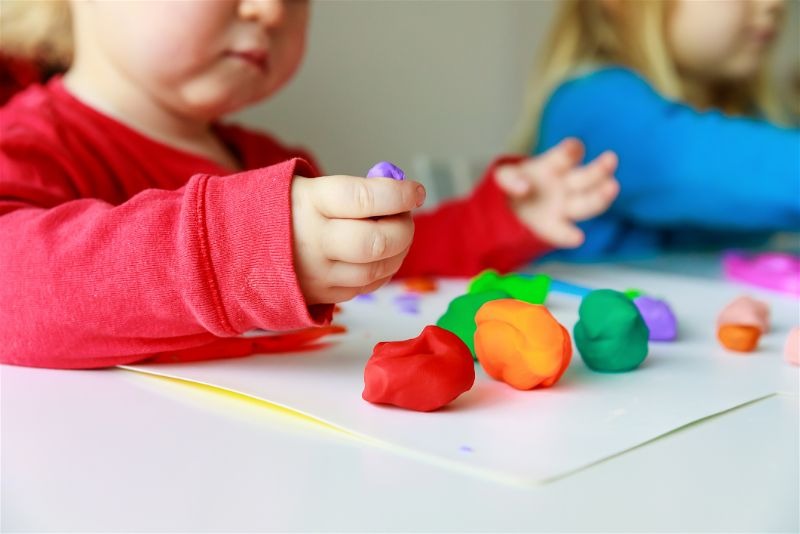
[235,0,798,183]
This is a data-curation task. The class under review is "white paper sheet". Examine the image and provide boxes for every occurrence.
[123,265,800,485]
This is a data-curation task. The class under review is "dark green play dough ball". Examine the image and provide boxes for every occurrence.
[574,289,650,372]
[436,290,510,360]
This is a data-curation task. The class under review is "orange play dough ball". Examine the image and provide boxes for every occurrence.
[474,299,572,390]
[717,324,761,353]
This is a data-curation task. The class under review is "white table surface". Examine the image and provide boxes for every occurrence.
[3,258,799,532]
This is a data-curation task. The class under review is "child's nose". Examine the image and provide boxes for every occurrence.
[238,0,286,27]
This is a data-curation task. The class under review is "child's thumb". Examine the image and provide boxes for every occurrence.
[495,166,531,197]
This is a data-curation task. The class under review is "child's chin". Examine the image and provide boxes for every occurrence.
[180,82,272,118]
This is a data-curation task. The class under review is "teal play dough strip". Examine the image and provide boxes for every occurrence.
[436,290,511,360]
[468,270,551,305]
[574,289,650,372]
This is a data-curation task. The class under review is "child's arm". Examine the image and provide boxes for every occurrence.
[538,67,800,231]
[0,146,323,368]
[0,141,421,369]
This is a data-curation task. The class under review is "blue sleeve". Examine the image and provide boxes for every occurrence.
[537,67,800,232]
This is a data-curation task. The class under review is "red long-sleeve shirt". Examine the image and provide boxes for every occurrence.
[0,79,549,369]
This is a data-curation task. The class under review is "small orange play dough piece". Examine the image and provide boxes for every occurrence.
[402,277,438,293]
[717,324,761,353]
[474,299,571,390]
[785,327,800,366]
[717,296,770,333]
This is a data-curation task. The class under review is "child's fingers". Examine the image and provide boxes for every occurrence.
[565,151,618,193]
[322,213,414,263]
[325,249,409,287]
[598,150,618,172]
[565,179,620,220]
[360,275,394,294]
[602,178,620,206]
[540,219,585,249]
[554,137,586,167]
[512,138,588,195]
[323,275,395,303]
[523,137,585,175]
[565,194,609,221]
[311,175,426,219]
[495,165,532,197]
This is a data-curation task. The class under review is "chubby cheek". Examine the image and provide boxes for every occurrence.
[719,45,768,79]
[98,1,231,80]
[176,30,308,118]
[133,47,237,120]
[159,1,308,119]
[269,25,308,94]
[174,47,303,119]
[669,0,749,78]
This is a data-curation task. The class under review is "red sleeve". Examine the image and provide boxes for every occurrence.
[397,155,553,278]
[0,139,331,369]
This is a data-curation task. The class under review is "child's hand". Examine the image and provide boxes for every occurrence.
[495,138,619,248]
[291,175,426,305]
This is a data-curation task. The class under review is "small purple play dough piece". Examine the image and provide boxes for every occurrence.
[394,293,420,314]
[366,161,405,180]
[633,296,677,341]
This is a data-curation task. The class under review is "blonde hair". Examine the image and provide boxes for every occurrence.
[0,0,72,68]
[511,0,785,154]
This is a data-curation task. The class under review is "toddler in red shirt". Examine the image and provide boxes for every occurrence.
[0,1,618,368]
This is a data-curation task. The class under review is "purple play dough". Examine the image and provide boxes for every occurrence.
[634,296,677,341]
[366,161,405,180]
[393,293,420,314]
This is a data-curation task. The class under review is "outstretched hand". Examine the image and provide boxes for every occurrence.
[495,138,619,248]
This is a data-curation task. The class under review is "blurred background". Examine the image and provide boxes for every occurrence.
[236,0,799,204]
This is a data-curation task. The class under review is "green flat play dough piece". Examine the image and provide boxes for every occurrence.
[574,289,650,372]
[467,270,551,305]
[436,290,510,359]
[623,288,644,299]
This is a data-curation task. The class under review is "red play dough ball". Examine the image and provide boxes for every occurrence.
[362,325,476,412]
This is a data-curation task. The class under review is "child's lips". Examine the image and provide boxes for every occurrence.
[224,49,269,72]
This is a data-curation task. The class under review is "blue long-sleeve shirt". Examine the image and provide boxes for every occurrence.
[535,66,800,261]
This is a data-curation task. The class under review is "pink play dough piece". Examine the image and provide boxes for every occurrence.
[785,327,800,366]
[717,295,770,333]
